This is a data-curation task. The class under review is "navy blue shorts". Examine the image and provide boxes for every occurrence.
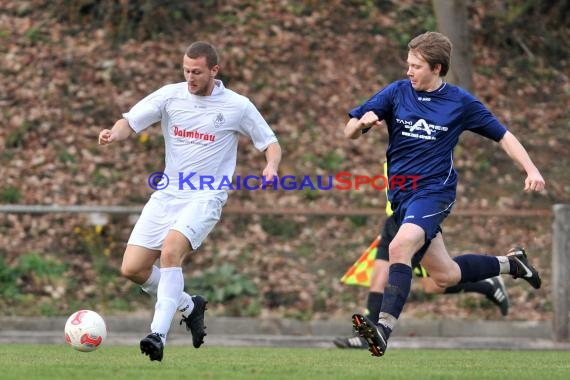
[394,191,454,233]
[389,192,454,265]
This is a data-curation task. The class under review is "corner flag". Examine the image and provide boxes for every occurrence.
[340,236,380,287]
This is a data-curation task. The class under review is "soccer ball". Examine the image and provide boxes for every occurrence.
[64,310,107,352]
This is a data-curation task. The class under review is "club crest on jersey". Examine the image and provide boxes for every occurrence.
[213,113,225,128]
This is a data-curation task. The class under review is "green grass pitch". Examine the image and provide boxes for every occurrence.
[0,344,568,380]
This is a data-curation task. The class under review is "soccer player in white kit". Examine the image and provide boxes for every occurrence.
[98,41,281,361]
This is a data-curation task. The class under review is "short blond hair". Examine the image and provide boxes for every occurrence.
[408,32,452,76]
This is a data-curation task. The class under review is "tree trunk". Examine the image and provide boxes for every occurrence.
[432,0,473,92]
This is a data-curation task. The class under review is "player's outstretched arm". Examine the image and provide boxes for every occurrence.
[262,142,282,185]
[499,131,545,192]
[98,118,134,145]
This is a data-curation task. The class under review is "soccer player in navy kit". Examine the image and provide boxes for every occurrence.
[334,164,510,350]
[344,32,545,357]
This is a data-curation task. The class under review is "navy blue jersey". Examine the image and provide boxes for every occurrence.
[348,79,507,204]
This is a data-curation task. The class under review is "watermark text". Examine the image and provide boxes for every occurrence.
[147,172,421,191]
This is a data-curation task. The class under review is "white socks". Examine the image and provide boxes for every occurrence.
[497,256,511,274]
[141,265,161,295]
[150,267,184,343]
[141,265,195,317]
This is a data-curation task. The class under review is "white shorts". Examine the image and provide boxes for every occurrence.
[128,191,227,250]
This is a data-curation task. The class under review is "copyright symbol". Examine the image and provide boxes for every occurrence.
[148,172,169,190]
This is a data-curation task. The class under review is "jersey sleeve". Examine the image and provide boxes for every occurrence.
[348,82,397,120]
[347,82,397,135]
[239,101,278,151]
[122,87,167,133]
[462,97,507,142]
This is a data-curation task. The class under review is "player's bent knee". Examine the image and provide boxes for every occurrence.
[120,265,144,283]
[388,240,416,263]
[431,277,452,289]
[421,278,445,294]
[120,260,158,285]
[161,233,190,267]
[159,248,185,268]
[429,271,459,288]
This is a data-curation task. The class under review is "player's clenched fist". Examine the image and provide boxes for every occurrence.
[98,129,116,145]
[360,111,381,127]
[98,119,134,145]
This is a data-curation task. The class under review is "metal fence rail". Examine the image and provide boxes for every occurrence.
[0,204,554,217]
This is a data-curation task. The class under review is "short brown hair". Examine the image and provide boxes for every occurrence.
[408,32,452,76]
[185,41,219,68]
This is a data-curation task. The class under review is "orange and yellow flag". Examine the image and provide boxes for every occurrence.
[340,236,380,287]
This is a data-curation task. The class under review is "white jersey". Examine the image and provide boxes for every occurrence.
[123,80,277,198]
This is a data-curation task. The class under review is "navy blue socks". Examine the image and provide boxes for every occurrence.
[366,292,383,323]
[380,263,412,321]
[453,254,500,283]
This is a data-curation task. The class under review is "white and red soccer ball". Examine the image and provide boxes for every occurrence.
[64,310,107,352]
